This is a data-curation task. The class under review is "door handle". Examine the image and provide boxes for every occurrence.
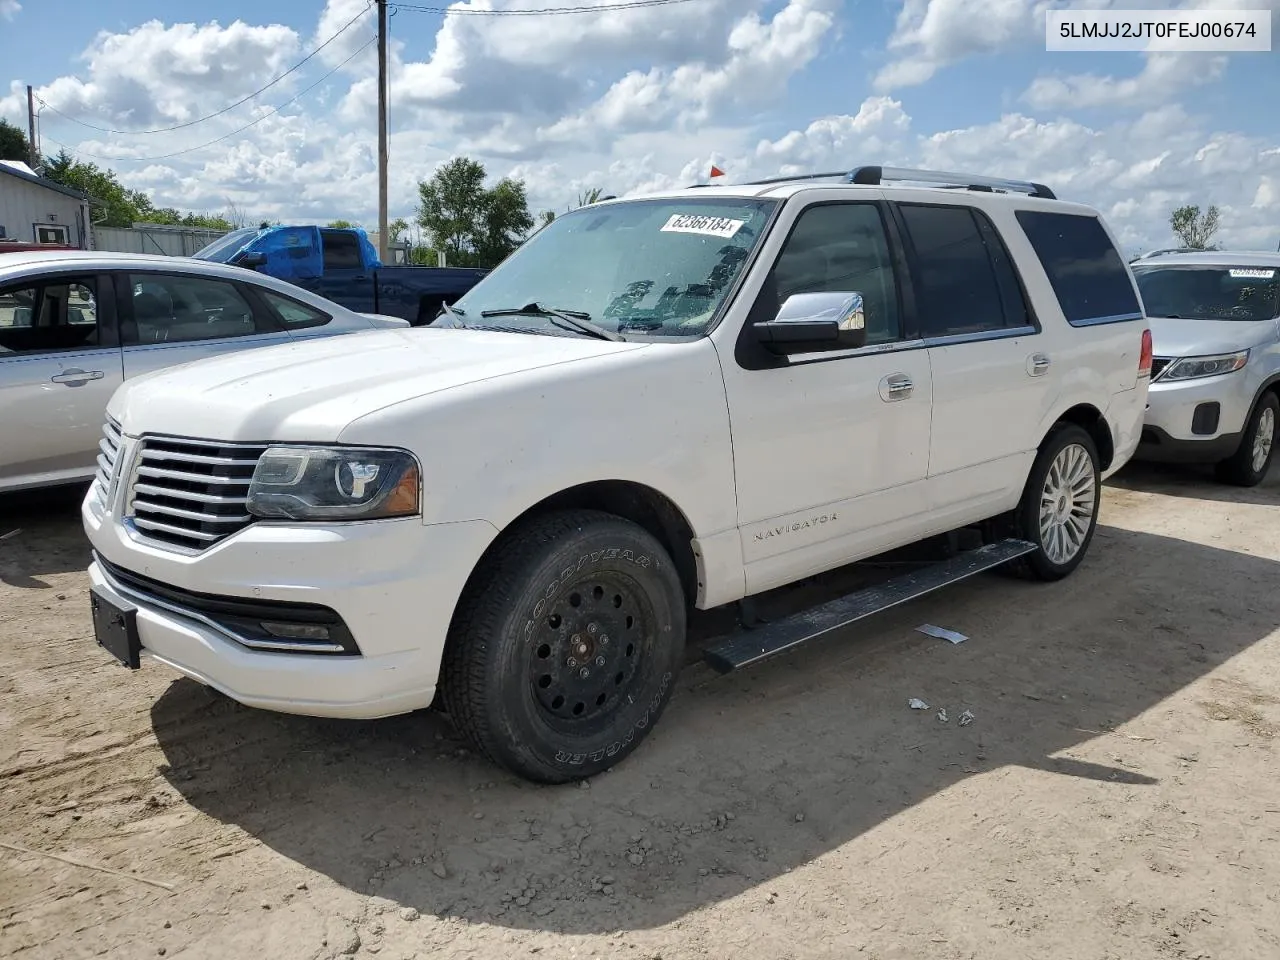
[879,373,914,402]
[1028,353,1051,377]
[51,369,105,385]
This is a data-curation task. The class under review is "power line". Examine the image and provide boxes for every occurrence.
[35,2,374,137]
[389,0,709,14]
[43,38,376,164]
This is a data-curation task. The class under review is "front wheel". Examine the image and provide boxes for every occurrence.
[1011,424,1102,582]
[1215,391,1277,487]
[440,509,686,783]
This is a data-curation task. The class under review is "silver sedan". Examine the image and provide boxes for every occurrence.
[0,250,408,493]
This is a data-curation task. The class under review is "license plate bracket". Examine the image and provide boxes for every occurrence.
[90,588,141,669]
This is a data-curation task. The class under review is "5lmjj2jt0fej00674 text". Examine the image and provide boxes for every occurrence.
[1045,7,1272,52]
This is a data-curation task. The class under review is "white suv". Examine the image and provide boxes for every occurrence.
[82,166,1151,783]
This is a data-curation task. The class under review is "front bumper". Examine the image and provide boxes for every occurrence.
[1135,370,1252,465]
[83,483,498,719]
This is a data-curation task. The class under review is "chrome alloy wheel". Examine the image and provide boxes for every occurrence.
[1038,442,1097,565]
[1252,405,1275,474]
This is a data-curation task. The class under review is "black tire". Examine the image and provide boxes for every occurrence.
[440,509,686,783]
[1010,423,1102,582]
[1215,391,1278,487]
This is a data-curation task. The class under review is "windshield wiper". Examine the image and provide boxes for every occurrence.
[480,302,624,342]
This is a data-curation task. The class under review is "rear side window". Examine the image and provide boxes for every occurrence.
[259,289,331,330]
[321,231,362,270]
[1015,210,1142,326]
[899,204,1029,338]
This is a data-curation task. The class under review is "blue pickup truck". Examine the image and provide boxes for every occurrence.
[193,224,487,326]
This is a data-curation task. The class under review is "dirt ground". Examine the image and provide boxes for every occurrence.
[2,462,1278,960]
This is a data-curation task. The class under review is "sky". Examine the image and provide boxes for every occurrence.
[1,0,1278,255]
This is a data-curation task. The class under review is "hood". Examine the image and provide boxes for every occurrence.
[1147,315,1276,358]
[109,327,649,442]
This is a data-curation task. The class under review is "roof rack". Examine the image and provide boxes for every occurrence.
[744,165,1056,200]
[1132,247,1200,260]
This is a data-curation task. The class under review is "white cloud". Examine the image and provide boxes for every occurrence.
[535,0,839,149]
[876,0,1058,91]
[0,1,20,22]
[1022,52,1226,110]
[0,19,301,131]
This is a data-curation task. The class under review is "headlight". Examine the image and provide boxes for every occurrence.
[1161,350,1249,382]
[246,446,420,521]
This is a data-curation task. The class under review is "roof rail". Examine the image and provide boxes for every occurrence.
[745,165,1057,200]
[1133,247,1200,260]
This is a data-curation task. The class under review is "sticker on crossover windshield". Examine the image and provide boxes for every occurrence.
[1229,268,1276,279]
[660,213,747,238]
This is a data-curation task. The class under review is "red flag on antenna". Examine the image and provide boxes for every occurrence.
[709,164,726,178]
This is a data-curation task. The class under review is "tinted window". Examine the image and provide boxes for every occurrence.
[321,231,362,270]
[1132,264,1280,322]
[973,211,1031,328]
[763,203,900,344]
[123,274,264,345]
[900,204,1009,337]
[1015,210,1141,325]
[0,277,103,355]
[260,289,332,330]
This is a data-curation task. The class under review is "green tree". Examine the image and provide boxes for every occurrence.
[0,118,29,163]
[41,149,153,227]
[538,210,556,228]
[415,157,535,268]
[327,219,357,228]
[476,176,535,266]
[388,217,409,243]
[1170,204,1221,250]
[40,148,234,230]
[576,186,604,208]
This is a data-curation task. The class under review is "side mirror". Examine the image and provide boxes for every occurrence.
[238,251,267,270]
[753,291,867,354]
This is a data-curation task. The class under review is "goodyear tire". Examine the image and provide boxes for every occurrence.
[440,509,685,783]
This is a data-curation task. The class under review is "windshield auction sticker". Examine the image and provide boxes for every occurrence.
[1229,268,1276,279]
[661,214,747,238]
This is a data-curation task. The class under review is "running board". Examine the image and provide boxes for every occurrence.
[703,538,1037,674]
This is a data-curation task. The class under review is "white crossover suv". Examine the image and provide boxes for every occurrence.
[1130,250,1279,485]
[82,166,1151,782]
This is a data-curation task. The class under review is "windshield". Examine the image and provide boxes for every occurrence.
[1133,264,1280,322]
[447,197,779,339]
[193,227,261,262]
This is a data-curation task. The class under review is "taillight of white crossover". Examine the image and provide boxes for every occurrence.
[1138,328,1153,378]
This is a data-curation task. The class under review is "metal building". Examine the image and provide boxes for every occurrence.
[0,160,91,248]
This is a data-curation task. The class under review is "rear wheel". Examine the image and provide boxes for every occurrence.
[1011,424,1101,582]
[1215,391,1277,487]
[440,509,685,783]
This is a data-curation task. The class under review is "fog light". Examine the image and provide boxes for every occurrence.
[260,622,332,641]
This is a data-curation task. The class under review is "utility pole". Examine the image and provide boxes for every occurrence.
[26,85,38,170]
[376,0,389,263]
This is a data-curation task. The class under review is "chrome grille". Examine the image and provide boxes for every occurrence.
[93,417,122,496]
[1150,357,1172,381]
[127,436,267,551]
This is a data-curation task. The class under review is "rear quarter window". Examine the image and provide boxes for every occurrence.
[1014,210,1142,326]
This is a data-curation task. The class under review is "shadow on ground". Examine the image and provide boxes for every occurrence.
[1108,459,1280,506]
[0,484,92,588]
[150,519,1280,935]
